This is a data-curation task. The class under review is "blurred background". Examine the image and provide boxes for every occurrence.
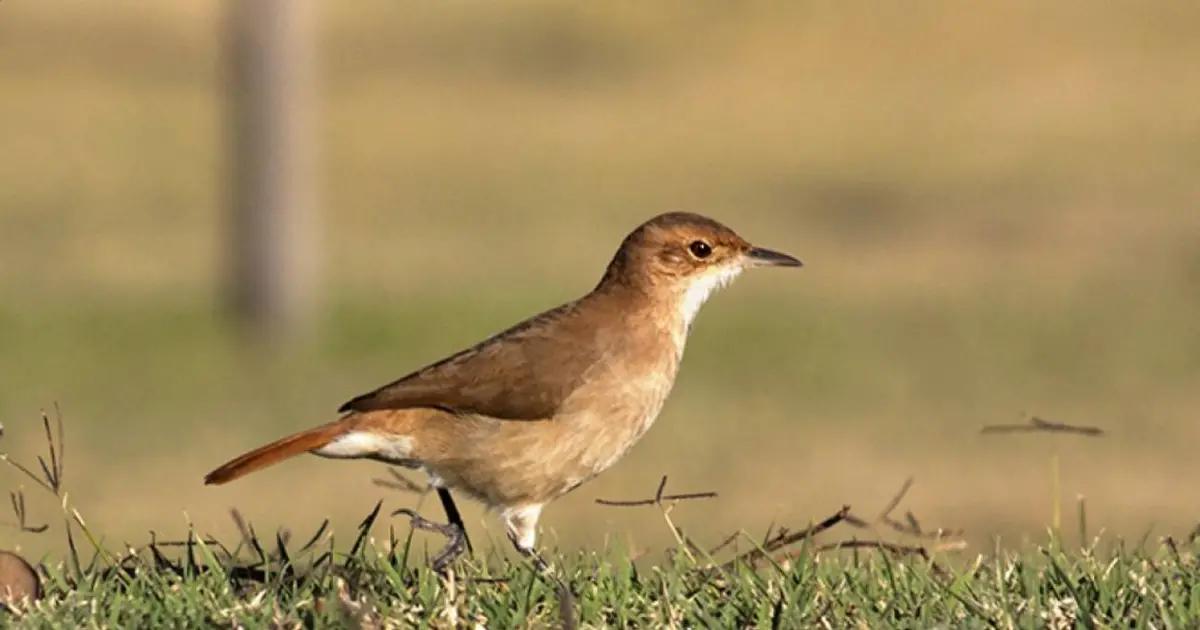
[1,1,1198,558]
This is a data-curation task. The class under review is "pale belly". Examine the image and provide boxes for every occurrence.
[423,367,676,507]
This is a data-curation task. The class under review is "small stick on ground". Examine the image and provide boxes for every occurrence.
[718,505,851,572]
[877,477,913,521]
[815,539,930,559]
[7,490,48,533]
[298,519,330,553]
[229,509,255,552]
[595,475,717,507]
[807,539,951,577]
[707,530,741,556]
[844,478,964,541]
[981,416,1104,437]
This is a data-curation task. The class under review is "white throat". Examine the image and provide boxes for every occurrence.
[674,265,744,349]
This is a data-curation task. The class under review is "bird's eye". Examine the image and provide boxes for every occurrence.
[688,240,712,259]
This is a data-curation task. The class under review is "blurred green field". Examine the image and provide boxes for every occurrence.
[1,1,1199,560]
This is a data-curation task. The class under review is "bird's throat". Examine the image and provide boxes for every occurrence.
[672,265,744,355]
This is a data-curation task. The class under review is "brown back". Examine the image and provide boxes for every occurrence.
[339,294,625,420]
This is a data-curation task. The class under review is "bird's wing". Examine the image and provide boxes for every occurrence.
[338,301,601,420]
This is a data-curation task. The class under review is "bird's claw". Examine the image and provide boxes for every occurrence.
[393,508,468,573]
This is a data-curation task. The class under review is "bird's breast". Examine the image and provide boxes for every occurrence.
[552,347,679,478]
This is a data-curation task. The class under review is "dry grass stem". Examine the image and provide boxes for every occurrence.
[981,416,1104,437]
[372,468,428,495]
[718,505,852,572]
[595,475,717,507]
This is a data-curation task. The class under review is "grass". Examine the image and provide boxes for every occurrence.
[3,417,1199,627]
[9,505,1200,627]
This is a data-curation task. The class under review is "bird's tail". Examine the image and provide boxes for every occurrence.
[204,421,347,485]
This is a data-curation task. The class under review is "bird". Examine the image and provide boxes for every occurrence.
[204,212,801,570]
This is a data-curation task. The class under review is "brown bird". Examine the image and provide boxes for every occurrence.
[205,212,800,569]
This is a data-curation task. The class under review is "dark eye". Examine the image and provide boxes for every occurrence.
[688,240,712,259]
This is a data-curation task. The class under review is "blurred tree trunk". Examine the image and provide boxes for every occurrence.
[227,0,319,341]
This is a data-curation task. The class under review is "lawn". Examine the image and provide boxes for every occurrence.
[3,418,1199,627]
[7,501,1200,627]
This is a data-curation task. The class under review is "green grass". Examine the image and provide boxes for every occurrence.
[2,415,1197,628]
[10,516,1200,627]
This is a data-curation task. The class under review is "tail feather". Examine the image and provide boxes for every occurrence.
[204,421,346,485]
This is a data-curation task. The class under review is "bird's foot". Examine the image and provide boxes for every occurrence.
[512,541,577,629]
[393,508,468,573]
[516,545,552,575]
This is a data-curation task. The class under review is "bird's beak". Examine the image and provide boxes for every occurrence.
[747,247,803,268]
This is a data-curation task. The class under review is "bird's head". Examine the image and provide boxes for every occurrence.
[600,212,801,326]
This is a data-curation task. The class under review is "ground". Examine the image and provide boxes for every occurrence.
[8,512,1200,628]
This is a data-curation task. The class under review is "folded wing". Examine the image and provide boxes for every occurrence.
[338,301,601,420]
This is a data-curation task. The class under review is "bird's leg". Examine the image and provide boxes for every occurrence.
[501,504,544,558]
[509,537,577,630]
[503,505,577,628]
[510,538,552,573]
[392,508,468,573]
[436,487,473,554]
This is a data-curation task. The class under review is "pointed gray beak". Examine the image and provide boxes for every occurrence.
[747,247,803,268]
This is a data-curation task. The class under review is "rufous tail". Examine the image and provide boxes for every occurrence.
[204,421,346,485]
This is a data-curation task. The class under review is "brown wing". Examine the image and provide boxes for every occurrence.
[338,300,603,420]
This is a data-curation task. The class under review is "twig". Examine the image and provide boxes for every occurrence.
[981,416,1104,437]
[814,539,930,559]
[660,506,698,563]
[595,475,717,507]
[349,500,384,558]
[65,520,82,578]
[761,506,852,554]
[0,407,70,497]
[707,530,741,556]
[53,404,65,487]
[843,513,870,527]
[877,477,913,521]
[930,539,969,553]
[372,468,428,495]
[0,453,55,495]
[39,409,63,493]
[7,490,48,533]
[843,478,964,541]
[719,505,851,571]
[1165,537,1181,564]
[230,509,255,551]
[145,538,223,547]
[805,539,951,577]
[298,519,331,553]
[859,513,964,541]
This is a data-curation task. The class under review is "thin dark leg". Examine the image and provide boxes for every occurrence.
[514,543,551,573]
[436,487,473,554]
[510,537,577,630]
[393,508,467,573]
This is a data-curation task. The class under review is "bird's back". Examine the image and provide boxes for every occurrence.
[340,297,606,421]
